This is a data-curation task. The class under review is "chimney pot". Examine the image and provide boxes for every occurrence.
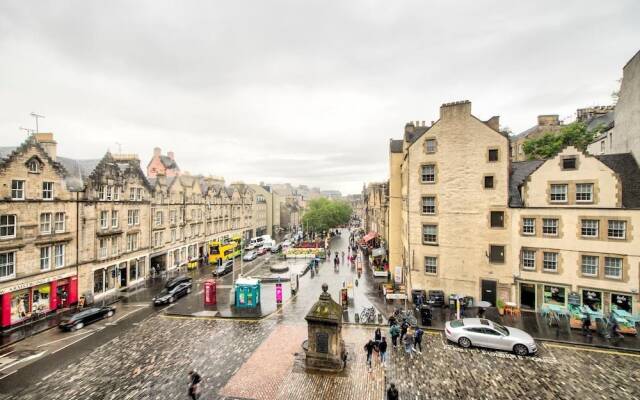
[34,132,57,161]
[153,147,161,156]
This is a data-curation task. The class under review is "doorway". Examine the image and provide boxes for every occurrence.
[481,279,497,306]
[119,263,128,288]
[519,283,536,311]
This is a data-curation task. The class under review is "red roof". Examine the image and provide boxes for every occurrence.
[362,231,378,242]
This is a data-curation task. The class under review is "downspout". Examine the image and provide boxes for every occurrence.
[75,191,80,300]
[406,149,412,302]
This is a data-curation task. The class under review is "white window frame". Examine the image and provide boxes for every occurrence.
[99,238,108,259]
[11,180,25,200]
[100,210,109,229]
[575,183,593,202]
[522,218,535,235]
[42,181,54,200]
[542,218,558,236]
[28,160,40,173]
[0,251,16,280]
[421,196,436,214]
[155,211,163,227]
[542,252,558,272]
[40,246,51,271]
[422,224,437,244]
[550,184,568,203]
[604,257,622,279]
[0,215,17,239]
[54,212,65,233]
[40,213,52,234]
[607,220,626,239]
[580,219,598,237]
[424,256,437,274]
[425,139,437,153]
[521,249,535,270]
[113,186,120,201]
[111,236,119,256]
[111,210,119,228]
[54,244,65,268]
[420,164,436,183]
[129,187,135,201]
[581,255,598,276]
[127,233,139,251]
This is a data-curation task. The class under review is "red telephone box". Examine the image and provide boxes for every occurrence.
[204,279,217,305]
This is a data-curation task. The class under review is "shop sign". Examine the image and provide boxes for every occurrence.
[0,271,75,295]
[567,291,581,306]
[394,266,403,285]
[386,293,408,300]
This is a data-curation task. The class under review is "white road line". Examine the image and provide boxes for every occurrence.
[0,351,46,373]
[0,370,17,381]
[50,333,95,355]
[113,306,146,324]
[36,330,95,348]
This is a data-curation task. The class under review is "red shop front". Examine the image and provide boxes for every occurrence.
[0,275,78,328]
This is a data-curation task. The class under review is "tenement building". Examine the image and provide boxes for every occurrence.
[363,182,389,242]
[388,101,640,314]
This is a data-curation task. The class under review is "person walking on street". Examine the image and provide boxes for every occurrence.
[379,336,388,365]
[400,320,409,342]
[364,340,376,372]
[414,327,424,353]
[390,324,400,348]
[387,383,399,400]
[374,327,382,343]
[187,370,201,400]
[341,251,345,264]
[581,313,592,337]
[334,254,340,269]
[403,330,414,359]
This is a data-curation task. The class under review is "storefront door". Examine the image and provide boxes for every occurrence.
[611,293,633,313]
[582,290,602,312]
[119,263,127,288]
[519,283,536,311]
[481,280,497,306]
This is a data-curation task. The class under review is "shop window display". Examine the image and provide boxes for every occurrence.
[32,284,51,312]
[612,293,632,313]
[582,290,602,312]
[11,290,30,323]
[543,285,566,306]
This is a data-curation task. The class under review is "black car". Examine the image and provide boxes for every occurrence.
[427,290,445,307]
[59,306,116,331]
[212,260,234,277]
[153,276,193,305]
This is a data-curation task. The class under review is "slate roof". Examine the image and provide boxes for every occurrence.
[57,157,101,191]
[508,160,545,207]
[0,146,17,160]
[596,153,640,209]
[159,155,179,170]
[406,126,430,144]
[390,139,403,153]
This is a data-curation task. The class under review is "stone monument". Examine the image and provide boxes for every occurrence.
[304,283,345,372]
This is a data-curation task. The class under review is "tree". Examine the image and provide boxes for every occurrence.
[302,198,352,234]
[522,121,599,160]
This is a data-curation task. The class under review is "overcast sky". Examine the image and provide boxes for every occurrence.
[1,1,638,195]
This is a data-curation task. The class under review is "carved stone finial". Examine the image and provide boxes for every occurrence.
[322,283,328,293]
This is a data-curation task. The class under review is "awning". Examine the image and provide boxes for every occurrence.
[362,232,378,242]
[372,247,386,257]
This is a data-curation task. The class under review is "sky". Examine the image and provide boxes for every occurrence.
[1,1,639,195]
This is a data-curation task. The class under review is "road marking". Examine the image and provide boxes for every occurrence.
[545,342,640,358]
[113,306,146,324]
[0,370,17,381]
[36,330,95,348]
[0,351,47,373]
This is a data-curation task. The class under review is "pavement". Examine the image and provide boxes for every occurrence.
[1,228,640,399]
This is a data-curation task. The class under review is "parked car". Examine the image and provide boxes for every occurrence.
[427,290,445,307]
[59,306,116,331]
[445,318,537,356]
[269,243,283,253]
[153,276,193,305]
[282,240,291,248]
[243,250,258,261]
[212,260,234,277]
[257,247,269,256]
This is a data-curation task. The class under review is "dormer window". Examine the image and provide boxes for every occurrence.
[28,160,40,173]
[562,157,577,170]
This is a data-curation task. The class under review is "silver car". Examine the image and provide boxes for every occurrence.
[445,318,537,356]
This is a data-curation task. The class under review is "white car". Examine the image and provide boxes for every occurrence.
[445,318,537,356]
[243,251,258,261]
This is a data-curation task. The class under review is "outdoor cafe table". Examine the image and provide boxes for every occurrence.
[579,306,603,318]
[612,308,640,324]
[541,304,570,317]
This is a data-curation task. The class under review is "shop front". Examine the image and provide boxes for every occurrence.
[1,272,78,328]
[92,256,146,299]
[369,247,388,278]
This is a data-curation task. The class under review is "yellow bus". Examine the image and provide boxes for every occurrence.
[209,241,240,264]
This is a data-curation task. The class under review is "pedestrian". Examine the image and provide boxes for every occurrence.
[387,383,399,400]
[364,340,375,372]
[390,324,400,348]
[187,370,201,400]
[400,320,408,341]
[379,336,388,365]
[581,313,592,337]
[414,327,424,353]
[403,330,414,359]
[341,251,345,264]
[374,327,382,343]
[388,314,397,327]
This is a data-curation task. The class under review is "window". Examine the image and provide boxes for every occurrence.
[98,185,106,200]
[581,255,598,276]
[575,183,593,202]
[40,246,51,271]
[129,187,135,201]
[550,184,567,202]
[40,213,52,234]
[489,245,504,263]
[100,211,109,229]
[521,249,535,270]
[0,215,16,238]
[99,238,108,259]
[424,256,437,274]
[420,165,435,183]
[155,211,163,227]
[28,160,40,173]
[113,186,120,201]
[135,188,143,201]
[111,236,119,256]
[522,218,535,235]
[484,175,494,189]
[422,224,437,244]
[490,211,504,228]
[127,233,139,251]
[607,220,626,239]
[562,157,576,170]
[111,211,119,228]
[11,180,25,200]
[600,141,605,153]
[604,257,622,279]
[421,196,436,214]
[488,149,499,162]
[153,231,163,248]
[170,210,177,224]
[54,212,65,233]
[0,251,16,279]
[580,219,598,237]
[425,139,437,153]
[543,252,558,272]
[171,228,177,242]
[54,244,65,268]
[542,218,558,235]
[42,182,54,200]
[128,210,140,226]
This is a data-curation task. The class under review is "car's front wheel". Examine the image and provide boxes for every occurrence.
[74,322,84,331]
[106,310,114,317]
[169,296,175,303]
[513,344,529,356]
[186,287,192,294]
[458,337,472,348]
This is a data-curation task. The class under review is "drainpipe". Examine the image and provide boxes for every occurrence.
[75,191,80,303]
[406,149,412,308]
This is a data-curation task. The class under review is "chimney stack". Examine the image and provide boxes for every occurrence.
[153,147,161,157]
[440,100,471,120]
[486,116,500,131]
[34,133,57,161]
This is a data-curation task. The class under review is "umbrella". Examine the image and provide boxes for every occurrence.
[476,301,492,308]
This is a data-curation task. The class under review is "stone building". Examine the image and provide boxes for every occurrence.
[363,182,388,241]
[249,184,280,237]
[389,101,512,304]
[509,115,563,161]
[146,147,180,178]
[0,134,80,327]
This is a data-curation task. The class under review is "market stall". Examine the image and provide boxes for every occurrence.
[370,247,388,278]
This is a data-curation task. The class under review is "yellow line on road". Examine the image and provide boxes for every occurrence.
[545,343,640,358]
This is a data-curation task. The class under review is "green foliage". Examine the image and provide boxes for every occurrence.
[302,198,352,234]
[522,121,599,160]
